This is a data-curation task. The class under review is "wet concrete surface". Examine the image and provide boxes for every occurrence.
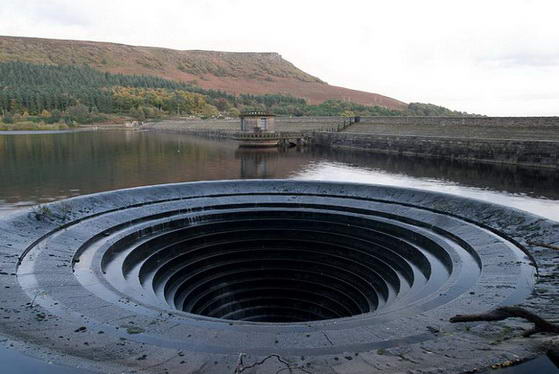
[0,345,93,374]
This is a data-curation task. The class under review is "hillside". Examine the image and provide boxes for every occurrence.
[0,35,406,110]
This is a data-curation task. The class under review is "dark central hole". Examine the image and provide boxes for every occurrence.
[134,212,427,323]
[97,207,452,323]
[167,240,382,322]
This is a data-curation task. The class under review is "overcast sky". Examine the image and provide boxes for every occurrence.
[1,0,558,115]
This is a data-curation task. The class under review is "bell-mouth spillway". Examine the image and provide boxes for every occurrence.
[87,202,480,323]
[0,180,557,373]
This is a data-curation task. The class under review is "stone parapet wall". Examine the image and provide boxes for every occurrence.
[144,118,341,133]
[314,132,559,169]
[359,116,559,127]
[344,123,559,141]
[143,119,239,131]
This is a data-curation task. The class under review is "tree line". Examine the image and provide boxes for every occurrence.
[0,61,476,124]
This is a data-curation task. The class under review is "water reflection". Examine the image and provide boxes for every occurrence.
[310,148,559,200]
[293,159,559,221]
[1,130,558,222]
[237,148,278,178]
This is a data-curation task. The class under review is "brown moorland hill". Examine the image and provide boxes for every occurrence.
[0,35,407,110]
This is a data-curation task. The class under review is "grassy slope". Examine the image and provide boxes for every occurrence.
[0,35,407,110]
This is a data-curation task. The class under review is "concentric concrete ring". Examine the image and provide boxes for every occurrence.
[1,180,558,373]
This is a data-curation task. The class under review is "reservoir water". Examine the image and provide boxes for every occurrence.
[1,129,558,222]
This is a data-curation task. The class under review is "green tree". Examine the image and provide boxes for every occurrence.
[129,107,146,121]
[66,104,91,124]
[2,113,14,124]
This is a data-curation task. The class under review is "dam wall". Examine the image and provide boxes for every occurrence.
[146,117,559,168]
[313,132,559,169]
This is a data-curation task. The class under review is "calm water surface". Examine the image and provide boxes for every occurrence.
[0,129,559,373]
[1,129,558,221]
